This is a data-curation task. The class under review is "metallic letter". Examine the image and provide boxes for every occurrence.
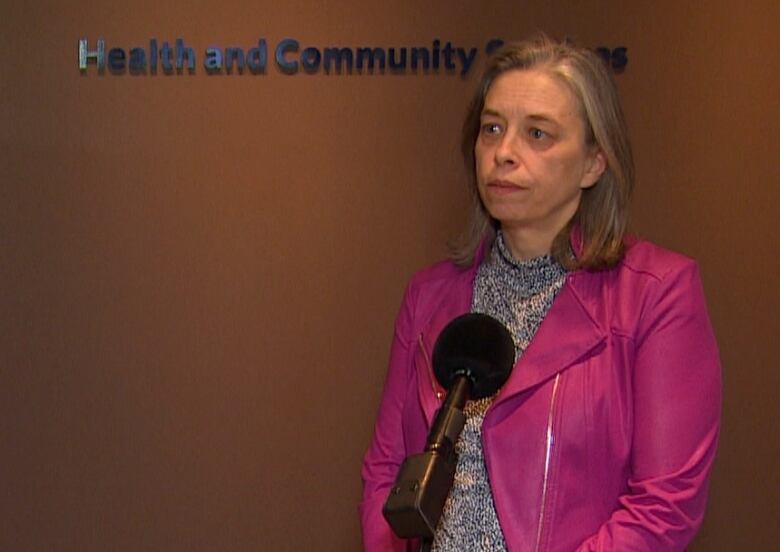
[322,47,353,74]
[79,38,105,72]
[246,40,267,74]
[275,38,299,74]
[175,38,196,73]
[301,47,321,73]
[484,38,504,57]
[107,48,126,73]
[356,48,385,72]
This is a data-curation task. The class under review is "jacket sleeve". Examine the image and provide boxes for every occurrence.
[359,281,418,551]
[575,261,722,551]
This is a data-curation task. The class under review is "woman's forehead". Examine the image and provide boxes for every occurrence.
[484,68,580,121]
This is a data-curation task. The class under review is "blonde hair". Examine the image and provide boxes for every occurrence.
[452,35,634,270]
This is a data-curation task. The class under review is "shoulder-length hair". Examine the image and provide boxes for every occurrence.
[452,34,634,270]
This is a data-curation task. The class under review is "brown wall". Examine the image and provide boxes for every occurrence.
[2,1,778,550]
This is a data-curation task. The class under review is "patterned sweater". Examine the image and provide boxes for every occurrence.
[432,233,567,551]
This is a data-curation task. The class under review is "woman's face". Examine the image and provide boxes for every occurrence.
[475,68,605,248]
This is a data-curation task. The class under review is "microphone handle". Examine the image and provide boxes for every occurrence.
[426,375,470,457]
[382,376,472,538]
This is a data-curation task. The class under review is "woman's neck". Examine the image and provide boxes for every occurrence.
[500,226,555,261]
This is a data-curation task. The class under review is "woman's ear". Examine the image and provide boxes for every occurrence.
[581,148,607,189]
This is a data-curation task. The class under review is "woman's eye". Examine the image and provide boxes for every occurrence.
[481,123,502,135]
[529,128,547,140]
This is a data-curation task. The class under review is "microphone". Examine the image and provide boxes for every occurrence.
[382,313,514,539]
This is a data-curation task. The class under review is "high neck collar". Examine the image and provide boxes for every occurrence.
[487,231,567,298]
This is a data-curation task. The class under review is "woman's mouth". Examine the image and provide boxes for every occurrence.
[487,180,527,195]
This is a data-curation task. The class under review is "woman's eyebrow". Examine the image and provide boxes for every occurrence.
[481,107,559,125]
[526,113,559,124]
[480,108,503,118]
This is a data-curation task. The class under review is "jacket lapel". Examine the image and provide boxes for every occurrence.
[494,272,606,404]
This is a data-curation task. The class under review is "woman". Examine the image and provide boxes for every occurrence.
[360,35,721,551]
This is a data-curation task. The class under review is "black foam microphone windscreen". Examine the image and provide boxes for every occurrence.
[432,312,515,399]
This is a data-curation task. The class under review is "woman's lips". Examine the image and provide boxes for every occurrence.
[487,180,527,195]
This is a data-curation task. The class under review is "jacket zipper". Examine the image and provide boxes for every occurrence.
[535,373,561,552]
[418,334,444,401]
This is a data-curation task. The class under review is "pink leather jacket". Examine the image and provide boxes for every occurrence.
[360,238,721,551]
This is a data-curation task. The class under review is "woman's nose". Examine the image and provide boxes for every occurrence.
[494,135,518,166]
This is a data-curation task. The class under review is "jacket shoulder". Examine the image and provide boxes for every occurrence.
[619,238,698,282]
[405,258,473,308]
[408,258,469,288]
[602,239,707,340]
[397,258,474,336]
